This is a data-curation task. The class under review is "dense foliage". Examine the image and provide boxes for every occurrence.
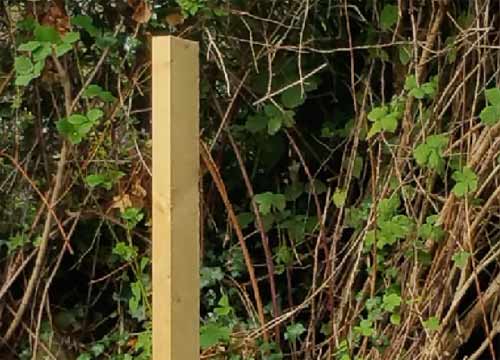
[0,0,499,359]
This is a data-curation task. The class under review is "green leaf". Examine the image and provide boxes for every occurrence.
[32,44,52,62]
[409,87,426,99]
[85,174,107,188]
[200,266,224,288]
[413,134,448,172]
[96,33,118,48]
[254,192,286,215]
[367,120,383,138]
[68,114,89,125]
[281,86,305,109]
[404,75,418,91]
[333,188,347,207]
[200,323,231,349]
[72,15,100,37]
[245,114,267,133]
[284,323,306,342]
[55,42,73,57]
[113,242,137,261]
[56,119,83,144]
[355,319,374,337]
[485,88,500,106]
[380,5,398,30]
[399,46,412,65]
[382,293,402,312]
[15,74,35,87]
[83,84,104,98]
[214,294,233,317]
[423,316,440,332]
[237,212,254,229]
[267,116,282,135]
[76,354,92,360]
[87,108,104,122]
[18,41,42,52]
[62,32,80,44]
[452,250,470,269]
[368,106,388,122]
[451,167,478,197]
[380,113,398,133]
[15,56,34,75]
[479,105,500,126]
[390,313,401,325]
[34,25,60,43]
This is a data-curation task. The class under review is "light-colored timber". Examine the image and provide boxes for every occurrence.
[152,36,199,360]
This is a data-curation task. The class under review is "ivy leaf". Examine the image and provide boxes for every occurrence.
[451,167,478,197]
[200,323,231,349]
[452,250,470,269]
[284,323,306,342]
[34,25,60,43]
[200,267,224,288]
[380,5,398,30]
[423,316,440,332]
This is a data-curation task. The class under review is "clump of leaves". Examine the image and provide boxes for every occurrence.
[404,75,437,100]
[413,134,449,173]
[451,167,478,197]
[57,109,104,144]
[367,97,404,138]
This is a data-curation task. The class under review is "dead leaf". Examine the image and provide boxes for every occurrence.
[131,0,152,24]
[41,2,69,34]
[165,9,185,27]
[111,194,132,213]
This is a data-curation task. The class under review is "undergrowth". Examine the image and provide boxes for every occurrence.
[0,0,499,359]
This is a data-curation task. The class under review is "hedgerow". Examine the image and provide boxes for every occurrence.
[0,0,499,359]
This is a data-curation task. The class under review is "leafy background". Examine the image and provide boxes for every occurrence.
[0,0,500,359]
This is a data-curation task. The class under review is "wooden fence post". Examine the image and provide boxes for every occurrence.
[152,36,199,360]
